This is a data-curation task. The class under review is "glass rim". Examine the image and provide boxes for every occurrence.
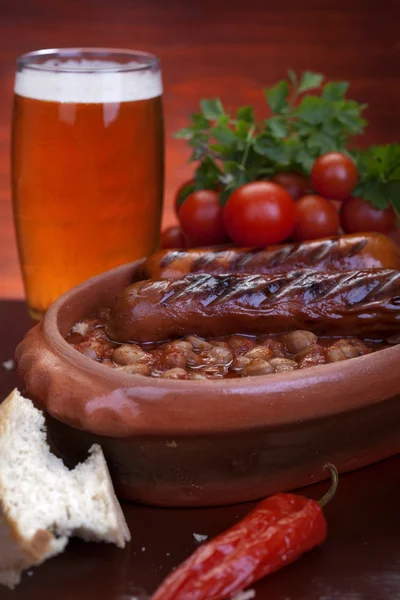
[16,47,160,74]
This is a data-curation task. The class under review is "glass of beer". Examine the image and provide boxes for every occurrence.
[11,48,164,320]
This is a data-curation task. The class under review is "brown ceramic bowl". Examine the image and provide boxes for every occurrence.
[16,260,400,507]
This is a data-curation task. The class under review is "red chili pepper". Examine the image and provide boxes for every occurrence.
[152,464,338,600]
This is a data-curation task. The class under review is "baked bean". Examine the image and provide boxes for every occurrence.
[186,351,204,367]
[326,338,371,363]
[280,330,317,354]
[160,368,189,379]
[231,347,272,374]
[201,365,228,378]
[185,335,212,351]
[115,363,151,376]
[269,357,298,372]
[157,340,196,369]
[112,343,151,366]
[74,329,114,362]
[75,343,99,361]
[69,315,386,379]
[241,358,274,376]
[228,335,256,354]
[296,345,326,369]
[159,349,187,370]
[261,338,286,358]
[231,356,251,371]
[201,343,233,366]
[243,346,274,361]
[165,340,194,355]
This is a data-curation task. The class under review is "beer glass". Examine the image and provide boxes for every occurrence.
[11,48,164,319]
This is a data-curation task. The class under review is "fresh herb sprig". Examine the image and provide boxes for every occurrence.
[175,70,367,204]
[353,144,400,216]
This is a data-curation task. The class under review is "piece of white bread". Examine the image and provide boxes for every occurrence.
[0,389,131,588]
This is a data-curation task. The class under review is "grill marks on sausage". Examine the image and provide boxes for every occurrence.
[160,237,371,276]
[159,250,185,269]
[171,249,263,274]
[159,274,215,306]
[346,237,369,257]
[239,237,369,270]
[246,238,369,269]
[106,268,400,343]
[155,270,400,312]
[341,270,400,310]
[363,271,400,306]
[260,239,335,268]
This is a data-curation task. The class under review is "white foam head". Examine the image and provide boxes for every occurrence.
[14,59,163,104]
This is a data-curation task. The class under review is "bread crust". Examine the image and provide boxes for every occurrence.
[0,389,130,588]
[0,511,56,588]
[0,390,65,587]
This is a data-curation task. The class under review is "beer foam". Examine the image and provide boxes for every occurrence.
[15,59,162,103]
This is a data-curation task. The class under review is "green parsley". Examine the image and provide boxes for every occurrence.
[353,144,400,216]
[175,70,367,205]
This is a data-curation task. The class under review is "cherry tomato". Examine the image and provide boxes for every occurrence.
[179,190,229,246]
[223,181,296,246]
[271,172,310,201]
[340,196,396,234]
[311,152,358,200]
[293,194,340,241]
[159,226,186,249]
[174,179,196,215]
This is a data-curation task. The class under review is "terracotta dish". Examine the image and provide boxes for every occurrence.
[16,260,400,507]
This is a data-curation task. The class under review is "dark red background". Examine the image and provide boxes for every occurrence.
[1,0,399,297]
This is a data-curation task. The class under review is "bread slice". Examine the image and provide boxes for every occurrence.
[0,389,131,588]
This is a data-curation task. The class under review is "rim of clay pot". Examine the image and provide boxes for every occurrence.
[28,259,400,434]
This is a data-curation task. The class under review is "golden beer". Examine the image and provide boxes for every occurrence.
[11,49,164,319]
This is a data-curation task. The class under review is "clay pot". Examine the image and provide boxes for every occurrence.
[15,260,400,507]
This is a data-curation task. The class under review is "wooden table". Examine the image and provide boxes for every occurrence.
[1,299,400,599]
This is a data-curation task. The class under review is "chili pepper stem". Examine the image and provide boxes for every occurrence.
[318,463,339,508]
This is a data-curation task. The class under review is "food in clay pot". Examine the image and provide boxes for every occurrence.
[68,320,383,381]
[16,248,400,507]
[67,232,400,381]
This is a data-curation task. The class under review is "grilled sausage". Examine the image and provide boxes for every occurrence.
[142,233,400,280]
[106,270,400,343]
